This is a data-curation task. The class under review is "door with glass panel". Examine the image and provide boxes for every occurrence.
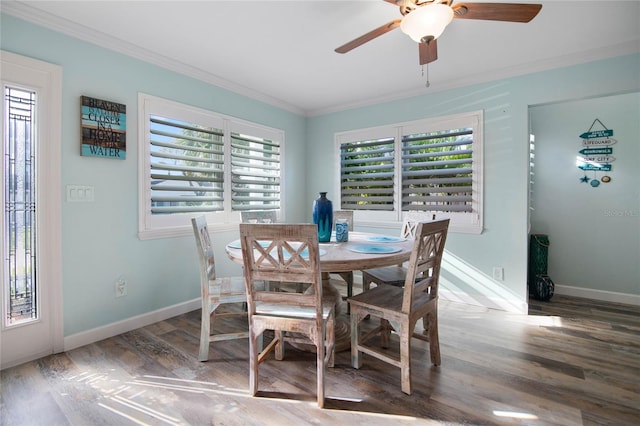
[1,52,62,369]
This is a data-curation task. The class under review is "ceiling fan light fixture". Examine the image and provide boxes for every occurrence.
[400,3,454,43]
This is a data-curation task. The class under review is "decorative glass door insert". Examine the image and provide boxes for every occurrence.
[3,86,38,327]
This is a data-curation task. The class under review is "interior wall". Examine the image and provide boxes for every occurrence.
[309,80,535,313]
[529,92,640,302]
[1,14,308,338]
[307,54,640,312]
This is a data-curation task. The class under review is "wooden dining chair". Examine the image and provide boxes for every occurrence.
[361,219,419,291]
[240,210,291,291]
[348,219,449,395]
[239,223,335,408]
[191,216,263,362]
[240,210,278,224]
[330,210,355,306]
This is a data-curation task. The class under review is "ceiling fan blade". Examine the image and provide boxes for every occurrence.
[335,19,402,54]
[452,3,542,23]
[419,40,438,65]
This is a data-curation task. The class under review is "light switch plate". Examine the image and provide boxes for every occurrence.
[66,185,95,202]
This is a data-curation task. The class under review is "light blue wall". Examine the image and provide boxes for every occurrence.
[2,12,639,337]
[530,92,640,297]
[1,14,307,336]
[306,54,640,311]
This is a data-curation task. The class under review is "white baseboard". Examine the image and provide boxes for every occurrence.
[554,284,640,306]
[64,298,200,352]
[439,289,528,314]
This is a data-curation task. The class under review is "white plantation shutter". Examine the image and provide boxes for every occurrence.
[139,94,283,238]
[231,131,280,211]
[336,111,483,233]
[149,115,225,214]
[401,128,474,212]
[340,137,395,211]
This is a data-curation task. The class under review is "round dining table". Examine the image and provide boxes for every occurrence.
[225,231,415,352]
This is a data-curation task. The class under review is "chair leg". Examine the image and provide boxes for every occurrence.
[275,330,284,360]
[362,275,372,293]
[327,315,335,368]
[199,304,216,362]
[428,312,441,366]
[249,330,259,396]
[316,333,325,408]
[338,272,353,314]
[350,309,363,369]
[380,318,392,348]
[256,331,264,352]
[361,276,372,320]
[399,325,412,395]
[421,314,429,337]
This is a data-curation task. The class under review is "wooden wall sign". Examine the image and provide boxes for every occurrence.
[577,119,615,187]
[81,96,126,159]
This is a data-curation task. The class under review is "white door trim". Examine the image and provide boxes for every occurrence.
[1,50,63,369]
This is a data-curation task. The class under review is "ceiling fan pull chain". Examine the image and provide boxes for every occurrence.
[422,64,431,88]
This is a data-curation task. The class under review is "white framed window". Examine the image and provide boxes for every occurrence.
[336,111,483,234]
[138,94,283,239]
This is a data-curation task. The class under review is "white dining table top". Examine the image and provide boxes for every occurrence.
[225,231,414,273]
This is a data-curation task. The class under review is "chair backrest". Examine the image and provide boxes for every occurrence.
[333,210,354,231]
[241,210,278,224]
[191,216,216,293]
[400,219,419,239]
[401,211,429,239]
[402,220,450,313]
[239,223,323,316]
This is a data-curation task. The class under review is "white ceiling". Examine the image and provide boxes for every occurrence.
[3,1,640,115]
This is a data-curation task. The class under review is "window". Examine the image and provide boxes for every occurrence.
[337,111,483,233]
[138,94,283,239]
[3,86,37,325]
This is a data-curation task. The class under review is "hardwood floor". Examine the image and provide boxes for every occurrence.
[2,289,639,425]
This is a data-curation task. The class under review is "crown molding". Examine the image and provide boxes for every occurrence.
[1,1,306,116]
[310,38,640,116]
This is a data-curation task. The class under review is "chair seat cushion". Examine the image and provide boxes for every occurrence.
[255,301,333,320]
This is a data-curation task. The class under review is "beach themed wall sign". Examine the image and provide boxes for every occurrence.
[577,118,615,187]
[81,96,126,159]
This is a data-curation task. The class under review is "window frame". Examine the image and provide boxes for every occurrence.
[335,111,483,234]
[138,93,285,239]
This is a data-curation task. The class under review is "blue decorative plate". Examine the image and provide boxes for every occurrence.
[365,235,406,243]
[348,244,402,254]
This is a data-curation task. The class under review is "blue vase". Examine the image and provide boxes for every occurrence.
[312,192,333,243]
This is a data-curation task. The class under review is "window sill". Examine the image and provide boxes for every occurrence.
[138,222,239,240]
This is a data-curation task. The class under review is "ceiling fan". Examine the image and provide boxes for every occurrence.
[335,0,542,65]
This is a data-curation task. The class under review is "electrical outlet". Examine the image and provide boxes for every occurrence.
[492,267,504,281]
[115,276,127,297]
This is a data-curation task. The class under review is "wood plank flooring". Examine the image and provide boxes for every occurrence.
[2,289,639,425]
